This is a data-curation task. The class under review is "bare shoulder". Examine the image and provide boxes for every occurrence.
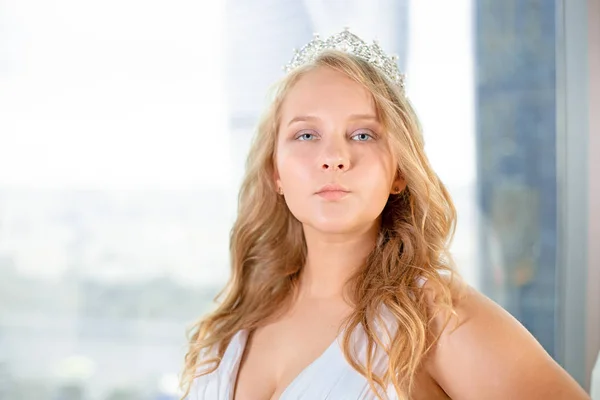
[421,276,590,400]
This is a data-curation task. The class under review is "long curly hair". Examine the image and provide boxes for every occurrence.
[180,50,462,399]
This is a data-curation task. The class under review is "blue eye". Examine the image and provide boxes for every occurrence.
[296,132,317,141]
[351,131,375,141]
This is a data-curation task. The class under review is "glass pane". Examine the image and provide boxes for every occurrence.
[475,1,557,356]
[0,2,230,399]
[0,0,560,399]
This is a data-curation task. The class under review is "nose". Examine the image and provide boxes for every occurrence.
[320,139,351,171]
[321,156,350,171]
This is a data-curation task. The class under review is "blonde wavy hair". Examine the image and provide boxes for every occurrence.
[180,50,463,399]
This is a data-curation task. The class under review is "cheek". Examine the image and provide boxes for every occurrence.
[276,148,315,187]
[356,162,395,221]
[360,167,393,212]
[276,148,320,221]
[359,152,395,189]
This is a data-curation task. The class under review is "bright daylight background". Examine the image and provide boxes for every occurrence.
[0,0,565,399]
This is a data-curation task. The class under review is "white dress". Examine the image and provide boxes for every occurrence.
[188,305,401,400]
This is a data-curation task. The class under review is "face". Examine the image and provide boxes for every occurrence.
[274,66,405,234]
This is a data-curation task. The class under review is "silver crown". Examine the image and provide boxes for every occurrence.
[283,27,406,90]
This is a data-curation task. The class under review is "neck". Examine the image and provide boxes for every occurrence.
[296,222,380,302]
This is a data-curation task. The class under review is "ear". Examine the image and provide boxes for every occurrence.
[391,173,407,194]
[273,168,282,191]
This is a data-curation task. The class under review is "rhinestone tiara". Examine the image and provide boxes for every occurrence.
[283,27,406,91]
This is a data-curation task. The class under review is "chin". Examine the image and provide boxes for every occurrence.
[307,217,363,235]
[291,206,379,236]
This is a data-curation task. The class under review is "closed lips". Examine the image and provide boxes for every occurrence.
[316,184,350,194]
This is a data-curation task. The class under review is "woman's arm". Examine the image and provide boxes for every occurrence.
[426,283,590,400]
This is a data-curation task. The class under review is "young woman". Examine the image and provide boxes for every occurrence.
[180,29,590,400]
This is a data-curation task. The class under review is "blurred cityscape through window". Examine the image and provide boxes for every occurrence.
[0,1,560,398]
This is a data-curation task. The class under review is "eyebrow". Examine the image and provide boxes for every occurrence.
[286,114,379,127]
